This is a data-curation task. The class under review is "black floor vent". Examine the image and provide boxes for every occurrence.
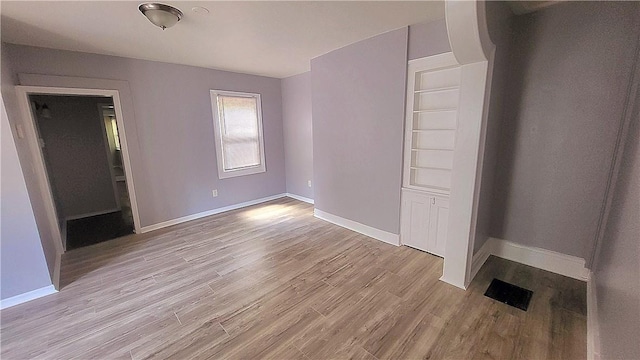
[484,278,533,311]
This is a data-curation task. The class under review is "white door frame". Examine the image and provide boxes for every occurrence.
[15,86,143,252]
[96,102,122,212]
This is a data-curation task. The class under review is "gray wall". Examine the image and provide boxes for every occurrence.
[594,98,639,359]
[31,95,117,219]
[1,45,58,279]
[1,97,52,300]
[282,19,449,209]
[408,19,450,60]
[474,2,514,253]
[311,28,408,234]
[281,72,313,200]
[489,2,640,259]
[594,98,639,360]
[2,43,286,228]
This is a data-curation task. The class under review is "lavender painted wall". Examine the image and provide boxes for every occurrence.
[474,2,513,253]
[1,98,52,300]
[281,72,313,200]
[311,28,408,234]
[1,45,58,280]
[2,44,286,228]
[594,99,639,359]
[408,19,450,60]
[489,2,640,259]
[31,95,118,219]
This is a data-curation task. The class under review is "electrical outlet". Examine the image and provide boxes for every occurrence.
[307,180,312,188]
[212,189,218,197]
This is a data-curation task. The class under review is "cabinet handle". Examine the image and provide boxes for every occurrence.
[431,198,436,205]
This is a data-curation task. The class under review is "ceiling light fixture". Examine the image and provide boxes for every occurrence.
[191,6,210,15]
[139,3,183,30]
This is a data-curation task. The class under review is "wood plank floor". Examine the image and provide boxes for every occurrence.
[0,197,586,359]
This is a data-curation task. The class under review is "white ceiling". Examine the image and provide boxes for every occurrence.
[0,1,445,78]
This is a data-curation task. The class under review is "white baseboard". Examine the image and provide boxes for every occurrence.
[486,237,589,281]
[470,237,493,281]
[471,239,596,359]
[285,193,314,204]
[0,285,57,310]
[313,209,400,246]
[52,253,62,290]
[587,272,601,360]
[140,193,287,233]
[439,274,468,290]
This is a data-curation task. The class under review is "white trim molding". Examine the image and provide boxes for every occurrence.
[210,90,266,180]
[52,253,62,290]
[472,237,590,281]
[0,285,57,310]
[313,209,400,246]
[14,83,143,243]
[470,236,493,281]
[140,193,287,233]
[285,193,314,204]
[440,1,496,290]
[587,272,601,360]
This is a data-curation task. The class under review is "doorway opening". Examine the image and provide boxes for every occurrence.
[26,93,136,250]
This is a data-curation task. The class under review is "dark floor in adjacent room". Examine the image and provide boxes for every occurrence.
[65,181,134,250]
[66,210,134,249]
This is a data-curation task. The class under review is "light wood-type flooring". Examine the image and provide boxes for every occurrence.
[0,197,587,359]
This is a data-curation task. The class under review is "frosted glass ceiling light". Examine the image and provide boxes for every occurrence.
[139,3,183,30]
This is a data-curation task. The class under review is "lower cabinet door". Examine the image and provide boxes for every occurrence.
[401,189,449,257]
[427,196,449,257]
[401,190,431,253]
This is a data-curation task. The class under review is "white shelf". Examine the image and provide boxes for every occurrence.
[412,128,456,132]
[414,85,459,94]
[412,147,454,151]
[404,61,461,191]
[404,184,450,196]
[411,148,454,152]
[413,108,457,113]
[410,165,451,171]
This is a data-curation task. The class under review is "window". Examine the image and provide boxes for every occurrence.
[110,118,121,150]
[210,90,266,179]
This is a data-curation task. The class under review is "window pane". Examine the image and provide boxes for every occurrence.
[222,141,260,170]
[217,95,261,170]
[218,96,258,137]
[111,118,121,151]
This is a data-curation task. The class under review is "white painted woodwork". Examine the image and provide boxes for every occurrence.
[403,53,461,194]
[401,190,431,253]
[401,189,449,258]
[439,1,496,290]
[417,66,462,89]
[401,53,459,260]
[430,195,449,257]
[472,237,590,282]
[15,85,143,254]
[413,110,457,130]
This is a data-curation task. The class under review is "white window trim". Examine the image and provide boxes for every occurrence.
[210,89,266,179]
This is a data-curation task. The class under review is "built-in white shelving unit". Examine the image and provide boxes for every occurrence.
[404,57,461,195]
[401,53,461,257]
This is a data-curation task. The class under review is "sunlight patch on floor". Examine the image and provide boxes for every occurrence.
[242,204,289,221]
